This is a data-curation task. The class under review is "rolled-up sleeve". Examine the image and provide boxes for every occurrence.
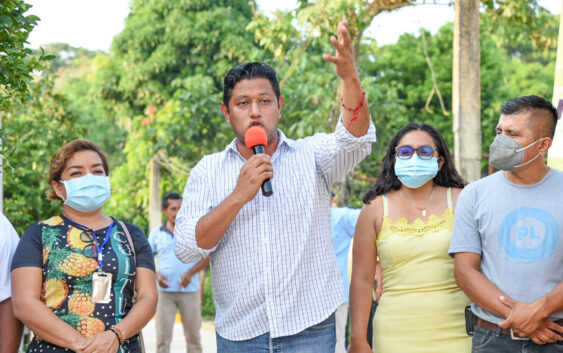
[314,116,376,185]
[175,157,221,263]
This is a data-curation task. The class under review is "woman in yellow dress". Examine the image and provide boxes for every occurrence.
[349,123,471,353]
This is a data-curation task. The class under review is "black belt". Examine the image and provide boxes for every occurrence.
[476,318,563,340]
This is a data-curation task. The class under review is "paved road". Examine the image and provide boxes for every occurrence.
[142,318,217,353]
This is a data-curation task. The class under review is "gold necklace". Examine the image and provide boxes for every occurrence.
[399,186,437,217]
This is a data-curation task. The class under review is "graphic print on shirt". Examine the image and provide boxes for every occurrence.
[112,228,135,320]
[40,216,105,339]
[31,216,139,352]
[499,207,559,264]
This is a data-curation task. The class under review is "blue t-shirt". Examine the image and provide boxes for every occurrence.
[148,224,200,292]
[449,169,563,324]
[331,207,361,302]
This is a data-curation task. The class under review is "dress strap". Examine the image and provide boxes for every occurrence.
[382,194,389,217]
[447,187,453,210]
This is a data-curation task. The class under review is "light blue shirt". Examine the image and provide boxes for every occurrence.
[331,207,361,302]
[149,224,200,293]
[449,169,563,324]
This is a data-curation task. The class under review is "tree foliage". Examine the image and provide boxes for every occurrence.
[102,0,259,231]
[0,0,52,111]
[3,74,84,234]
[3,0,557,227]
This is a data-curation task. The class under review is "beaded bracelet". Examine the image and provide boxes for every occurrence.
[109,326,123,346]
[341,86,366,130]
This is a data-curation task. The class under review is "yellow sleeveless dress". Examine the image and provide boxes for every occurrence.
[372,188,471,353]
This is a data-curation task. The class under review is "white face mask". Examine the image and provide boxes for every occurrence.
[59,173,111,212]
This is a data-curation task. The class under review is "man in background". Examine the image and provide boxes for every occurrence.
[331,191,361,353]
[149,192,210,353]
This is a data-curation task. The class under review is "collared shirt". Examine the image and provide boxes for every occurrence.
[149,224,200,293]
[175,118,376,340]
[331,207,361,303]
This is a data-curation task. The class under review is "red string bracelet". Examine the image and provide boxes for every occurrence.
[341,86,366,130]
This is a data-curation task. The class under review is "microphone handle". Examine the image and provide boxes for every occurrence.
[252,145,273,197]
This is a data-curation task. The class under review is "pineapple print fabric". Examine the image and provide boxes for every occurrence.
[11,214,155,353]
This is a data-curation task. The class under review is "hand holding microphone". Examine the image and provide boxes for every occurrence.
[244,126,273,197]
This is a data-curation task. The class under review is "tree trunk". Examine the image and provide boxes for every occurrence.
[149,157,162,232]
[452,0,481,182]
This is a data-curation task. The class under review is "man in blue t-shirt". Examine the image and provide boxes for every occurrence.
[331,191,361,353]
[149,192,210,353]
[450,95,563,352]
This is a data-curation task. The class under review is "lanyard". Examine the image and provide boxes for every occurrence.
[64,216,115,272]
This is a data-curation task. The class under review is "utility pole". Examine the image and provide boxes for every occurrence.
[452,0,481,182]
[548,6,563,171]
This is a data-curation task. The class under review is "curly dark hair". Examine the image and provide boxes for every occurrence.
[363,123,466,204]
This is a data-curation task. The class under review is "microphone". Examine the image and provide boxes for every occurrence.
[245,126,273,197]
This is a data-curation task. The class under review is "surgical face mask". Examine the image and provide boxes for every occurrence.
[394,155,439,189]
[489,134,544,171]
[59,173,111,213]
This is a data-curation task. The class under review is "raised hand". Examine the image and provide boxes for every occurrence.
[322,19,369,136]
[322,20,358,82]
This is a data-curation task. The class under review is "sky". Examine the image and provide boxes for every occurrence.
[25,0,561,52]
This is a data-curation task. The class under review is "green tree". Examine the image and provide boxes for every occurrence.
[0,0,51,111]
[3,74,85,234]
[103,0,259,232]
[56,52,128,168]
[248,0,558,204]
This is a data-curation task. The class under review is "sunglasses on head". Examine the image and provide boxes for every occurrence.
[395,145,437,160]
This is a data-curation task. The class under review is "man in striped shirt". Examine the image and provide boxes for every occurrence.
[175,19,376,352]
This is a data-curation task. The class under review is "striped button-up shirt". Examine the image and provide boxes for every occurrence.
[175,118,376,340]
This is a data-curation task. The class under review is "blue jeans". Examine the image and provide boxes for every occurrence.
[216,313,336,353]
[472,326,563,353]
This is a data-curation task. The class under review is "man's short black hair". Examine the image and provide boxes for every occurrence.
[162,192,182,209]
[500,95,558,139]
[223,62,281,110]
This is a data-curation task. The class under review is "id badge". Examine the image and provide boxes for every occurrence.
[92,272,112,303]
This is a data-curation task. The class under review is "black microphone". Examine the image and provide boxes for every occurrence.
[245,126,273,197]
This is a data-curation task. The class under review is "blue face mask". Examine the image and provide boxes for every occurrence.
[394,155,439,189]
[60,173,111,212]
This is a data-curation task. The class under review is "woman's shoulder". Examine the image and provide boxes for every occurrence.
[115,220,144,236]
[22,217,58,239]
[363,194,384,211]
[448,186,463,199]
